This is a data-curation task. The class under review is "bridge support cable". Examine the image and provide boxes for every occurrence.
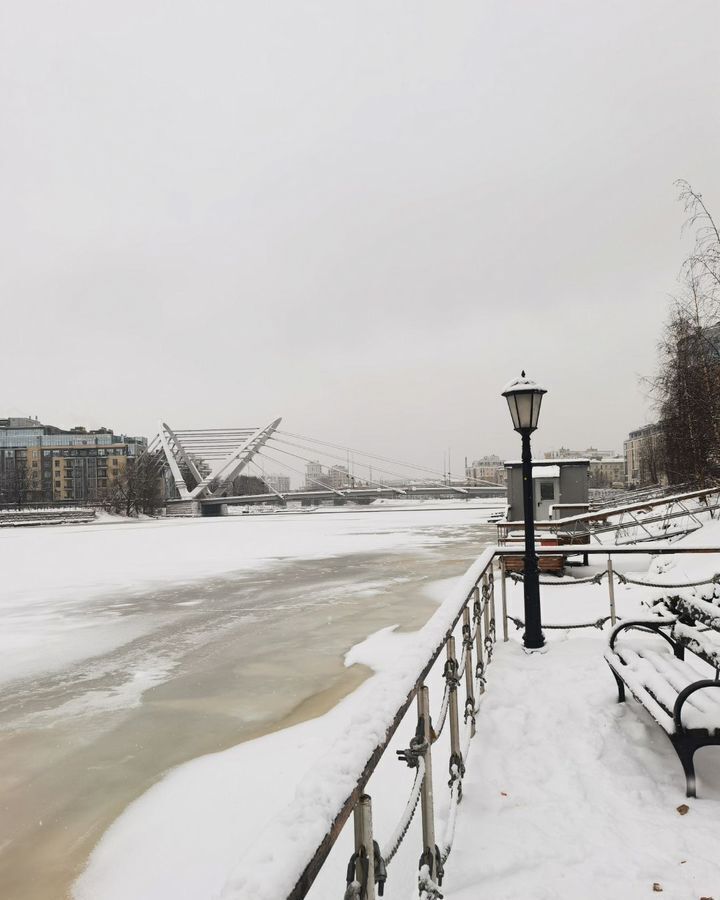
[252,450,433,503]
[187,418,282,500]
[265,439,422,493]
[273,431,499,490]
[263,444,413,494]
[243,462,286,501]
[253,450,348,497]
[268,435,421,485]
[276,430,454,482]
[268,435,460,491]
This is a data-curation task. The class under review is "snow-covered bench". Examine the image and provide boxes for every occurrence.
[605,605,720,797]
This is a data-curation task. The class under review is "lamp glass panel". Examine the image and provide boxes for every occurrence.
[530,392,543,429]
[506,395,521,430]
[514,392,535,430]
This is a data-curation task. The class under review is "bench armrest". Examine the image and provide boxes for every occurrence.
[608,617,678,654]
[673,680,720,733]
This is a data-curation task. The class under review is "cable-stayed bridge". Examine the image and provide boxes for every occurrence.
[148,417,505,516]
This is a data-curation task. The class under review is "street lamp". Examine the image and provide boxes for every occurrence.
[502,371,547,650]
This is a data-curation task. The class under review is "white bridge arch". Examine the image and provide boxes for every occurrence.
[149,418,282,502]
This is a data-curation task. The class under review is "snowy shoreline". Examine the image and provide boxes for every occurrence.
[74,522,720,900]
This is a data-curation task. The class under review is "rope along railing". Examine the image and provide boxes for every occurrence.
[506,566,720,632]
[341,575,496,900]
[508,615,615,631]
[279,545,719,900]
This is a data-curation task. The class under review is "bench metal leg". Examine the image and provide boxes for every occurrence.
[671,737,697,798]
[609,667,626,703]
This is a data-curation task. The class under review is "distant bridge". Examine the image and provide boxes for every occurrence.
[148,417,505,516]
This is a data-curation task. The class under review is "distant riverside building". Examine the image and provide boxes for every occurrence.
[304,460,354,490]
[623,424,665,488]
[0,416,146,504]
[588,457,625,488]
[265,473,291,493]
[327,465,351,490]
[545,446,616,461]
[465,455,506,485]
[305,460,324,489]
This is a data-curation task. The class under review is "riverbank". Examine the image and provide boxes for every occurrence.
[0,506,499,900]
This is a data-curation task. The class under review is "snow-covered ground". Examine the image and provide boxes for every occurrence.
[74,522,720,900]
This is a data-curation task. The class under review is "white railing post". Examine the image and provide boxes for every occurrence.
[500,557,509,641]
[488,566,496,633]
[607,555,617,626]
[473,585,485,694]
[482,571,495,666]
[462,607,476,734]
[351,794,375,900]
[417,685,437,882]
[446,636,462,776]
[483,572,491,636]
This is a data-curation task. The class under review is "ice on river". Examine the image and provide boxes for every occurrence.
[0,502,501,686]
[0,501,502,900]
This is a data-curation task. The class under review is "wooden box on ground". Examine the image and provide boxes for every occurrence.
[503,532,564,575]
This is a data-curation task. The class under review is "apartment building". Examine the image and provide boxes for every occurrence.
[305,460,324,489]
[623,424,664,488]
[465,455,506,486]
[327,465,351,490]
[588,457,625,488]
[0,417,147,503]
[545,446,616,461]
[265,473,291,493]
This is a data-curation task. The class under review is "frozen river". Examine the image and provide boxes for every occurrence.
[0,503,500,900]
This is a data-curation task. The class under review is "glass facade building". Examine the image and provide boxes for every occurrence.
[0,417,147,503]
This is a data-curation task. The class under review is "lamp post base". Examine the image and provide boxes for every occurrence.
[521,642,549,655]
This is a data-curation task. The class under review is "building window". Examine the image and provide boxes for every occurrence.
[55,480,61,488]
[539,482,555,500]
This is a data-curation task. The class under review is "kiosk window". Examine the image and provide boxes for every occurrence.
[539,482,554,500]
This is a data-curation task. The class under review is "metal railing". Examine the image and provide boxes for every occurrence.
[282,552,499,900]
[498,486,720,547]
[499,544,720,637]
[237,542,720,900]
[587,481,697,511]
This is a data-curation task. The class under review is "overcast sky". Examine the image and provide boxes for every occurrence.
[1,1,719,470]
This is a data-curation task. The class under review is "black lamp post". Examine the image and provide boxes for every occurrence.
[502,371,547,650]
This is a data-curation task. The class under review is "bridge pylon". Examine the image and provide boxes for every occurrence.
[154,417,282,504]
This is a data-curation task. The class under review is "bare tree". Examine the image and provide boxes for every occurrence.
[653,182,720,485]
[103,452,165,516]
[5,460,33,507]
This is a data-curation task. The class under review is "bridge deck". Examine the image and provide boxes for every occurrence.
[185,485,506,506]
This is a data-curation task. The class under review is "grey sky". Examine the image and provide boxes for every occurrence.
[1,1,719,470]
